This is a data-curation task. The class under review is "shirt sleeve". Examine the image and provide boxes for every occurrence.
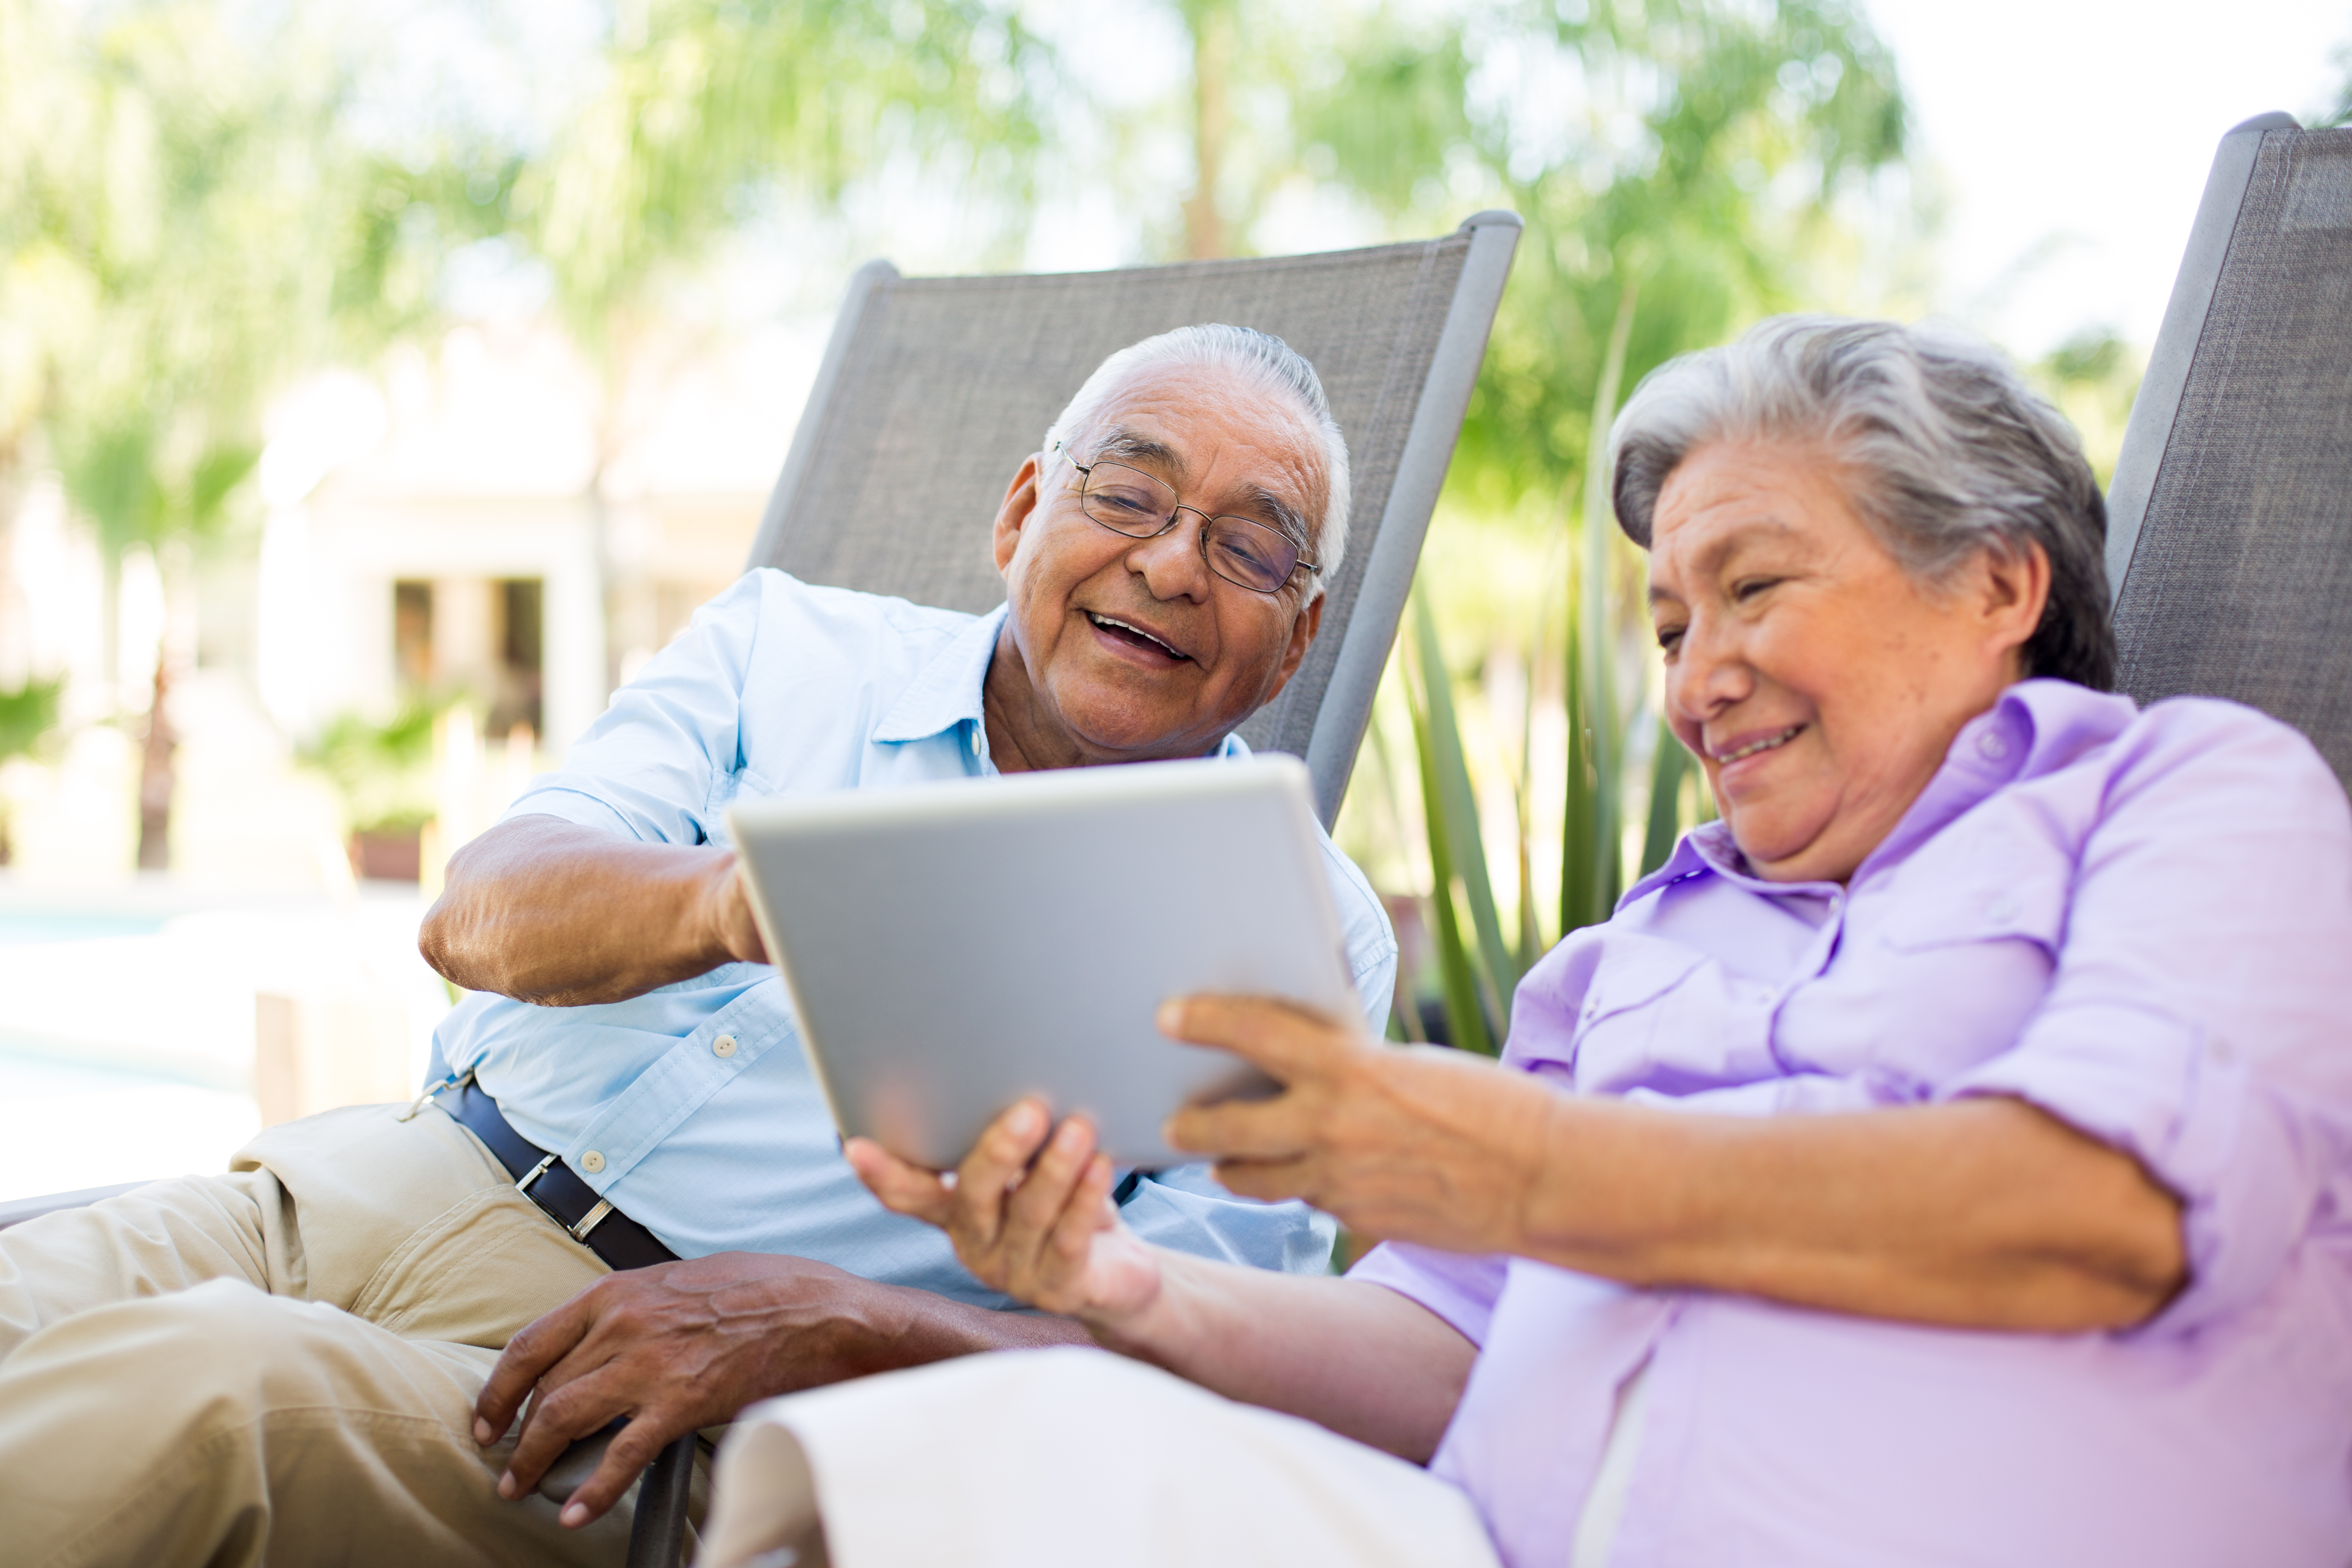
[505,572,768,845]
[1945,701,2352,1335]
[1346,1241,1510,1345]
[1318,835,1399,1035]
[1119,1164,1338,1275]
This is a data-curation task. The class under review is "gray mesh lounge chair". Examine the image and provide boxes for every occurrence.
[0,213,1525,1567]
[2107,111,2352,789]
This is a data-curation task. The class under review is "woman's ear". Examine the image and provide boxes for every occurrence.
[1978,539,2052,666]
[991,454,1045,577]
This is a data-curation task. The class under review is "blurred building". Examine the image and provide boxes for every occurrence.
[252,315,822,755]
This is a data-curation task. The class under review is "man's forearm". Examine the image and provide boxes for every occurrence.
[871,1281,1097,1370]
[420,815,753,1006]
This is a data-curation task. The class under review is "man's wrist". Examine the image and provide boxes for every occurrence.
[837,1276,1091,1375]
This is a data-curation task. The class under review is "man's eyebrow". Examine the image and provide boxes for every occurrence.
[1240,484,1310,546]
[1088,429,1183,473]
[1089,428,1311,544]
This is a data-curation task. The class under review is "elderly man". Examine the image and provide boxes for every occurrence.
[0,324,1395,1568]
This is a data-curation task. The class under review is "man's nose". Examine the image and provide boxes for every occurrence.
[1125,515,1214,601]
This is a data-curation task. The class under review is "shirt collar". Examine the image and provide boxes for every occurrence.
[872,604,1008,747]
[1618,679,2142,906]
[869,600,1253,763]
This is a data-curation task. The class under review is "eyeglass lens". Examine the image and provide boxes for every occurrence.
[1079,462,1303,594]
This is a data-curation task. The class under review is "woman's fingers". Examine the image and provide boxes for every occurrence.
[844,1137,956,1225]
[1155,994,1350,1079]
[998,1115,1098,1262]
[955,1100,1058,1241]
[1164,1092,1316,1160]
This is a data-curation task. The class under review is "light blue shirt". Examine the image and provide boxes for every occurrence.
[434,569,1397,1308]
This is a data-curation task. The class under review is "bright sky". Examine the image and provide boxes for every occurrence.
[1864,0,2348,354]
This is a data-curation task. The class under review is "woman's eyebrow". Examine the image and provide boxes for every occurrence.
[1692,516,1803,577]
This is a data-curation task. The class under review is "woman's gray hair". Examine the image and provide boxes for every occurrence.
[1042,324,1353,602]
[1609,315,2115,690]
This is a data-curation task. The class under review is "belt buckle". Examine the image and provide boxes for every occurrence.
[396,1066,475,1123]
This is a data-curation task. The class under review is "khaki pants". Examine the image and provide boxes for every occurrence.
[0,1100,673,1568]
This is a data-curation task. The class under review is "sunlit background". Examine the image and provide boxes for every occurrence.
[1,0,2345,1200]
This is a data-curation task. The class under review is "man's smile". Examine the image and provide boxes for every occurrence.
[1084,609,1193,664]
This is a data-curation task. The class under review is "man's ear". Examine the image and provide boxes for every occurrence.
[1255,592,1325,708]
[991,455,1045,579]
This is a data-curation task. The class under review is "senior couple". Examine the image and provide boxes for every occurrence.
[2,314,2347,1568]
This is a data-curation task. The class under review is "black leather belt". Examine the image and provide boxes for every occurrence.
[414,1072,679,1274]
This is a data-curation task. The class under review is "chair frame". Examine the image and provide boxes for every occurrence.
[1,217,1524,1568]
[2104,111,2300,605]
[746,212,1525,829]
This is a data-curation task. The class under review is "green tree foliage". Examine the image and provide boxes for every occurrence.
[519,0,1053,356]
[0,0,477,867]
[1290,0,1908,513]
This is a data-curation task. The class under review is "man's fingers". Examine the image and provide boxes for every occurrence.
[475,1293,594,1444]
[1156,995,1350,1080]
[844,1137,956,1225]
[558,1414,683,1529]
[500,1372,630,1500]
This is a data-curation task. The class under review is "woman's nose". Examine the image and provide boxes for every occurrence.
[1669,618,1751,722]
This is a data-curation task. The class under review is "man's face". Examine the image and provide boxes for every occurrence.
[987,363,1327,766]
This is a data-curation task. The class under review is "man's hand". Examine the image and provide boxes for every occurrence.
[849,1104,1165,1326]
[474,1251,1088,1528]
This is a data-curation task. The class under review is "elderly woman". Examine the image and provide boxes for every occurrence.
[690,317,2352,1568]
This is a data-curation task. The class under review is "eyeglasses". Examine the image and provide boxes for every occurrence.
[1056,446,1320,596]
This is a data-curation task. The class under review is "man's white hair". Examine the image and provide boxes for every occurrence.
[1041,324,1352,602]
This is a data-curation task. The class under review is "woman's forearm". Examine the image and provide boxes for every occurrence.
[419,815,764,1006]
[1165,1002,2187,1335]
[1515,1092,2187,1331]
[1086,1257,1476,1463]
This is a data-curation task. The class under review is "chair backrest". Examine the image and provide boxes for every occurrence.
[744,214,1523,826]
[2107,112,2352,791]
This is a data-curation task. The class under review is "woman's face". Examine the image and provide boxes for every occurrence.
[1646,441,2047,884]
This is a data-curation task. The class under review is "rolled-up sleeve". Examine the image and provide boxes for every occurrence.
[1947,704,2352,1334]
[508,572,767,845]
[1348,1241,1509,1345]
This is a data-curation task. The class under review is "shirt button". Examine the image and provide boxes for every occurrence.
[1986,892,2021,923]
[713,1034,738,1058]
[580,1150,606,1174]
[1976,730,2009,760]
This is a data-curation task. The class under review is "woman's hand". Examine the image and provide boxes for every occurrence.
[1162,996,2183,1332]
[1160,996,1561,1256]
[846,1101,1165,1327]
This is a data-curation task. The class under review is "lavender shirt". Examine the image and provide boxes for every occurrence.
[1353,680,2352,1568]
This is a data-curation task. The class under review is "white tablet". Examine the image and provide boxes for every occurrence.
[727,753,1358,1168]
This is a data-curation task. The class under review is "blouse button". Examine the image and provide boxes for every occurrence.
[580,1150,606,1174]
[1976,730,2009,760]
[1985,892,2021,923]
[713,1034,738,1058]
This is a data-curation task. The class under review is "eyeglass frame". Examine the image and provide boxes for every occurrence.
[1049,440,1322,597]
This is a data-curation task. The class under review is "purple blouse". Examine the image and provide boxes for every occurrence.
[1353,680,2352,1567]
